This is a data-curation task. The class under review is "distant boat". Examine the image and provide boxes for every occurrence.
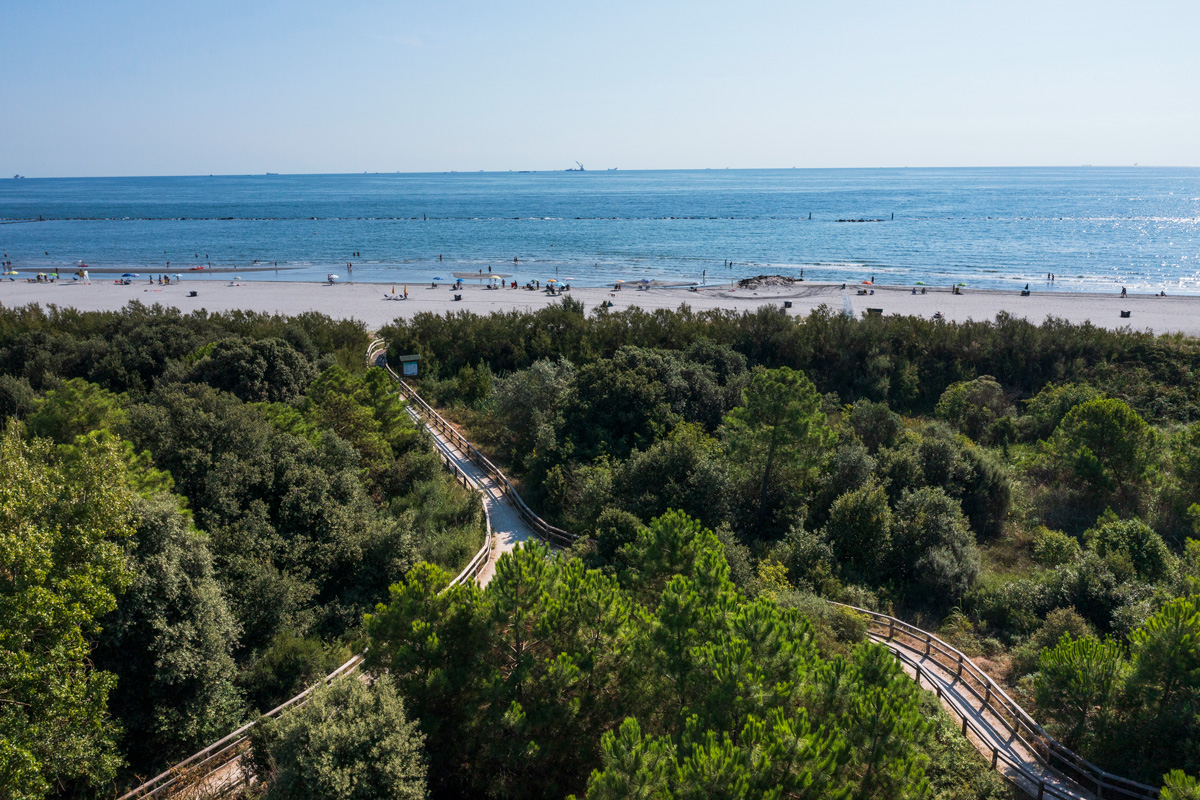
[565,161,585,171]
[608,167,618,171]
[266,172,279,176]
[12,174,24,179]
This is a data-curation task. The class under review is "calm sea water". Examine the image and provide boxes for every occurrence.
[2,168,1198,293]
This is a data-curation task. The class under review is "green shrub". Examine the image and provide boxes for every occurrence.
[250,674,427,800]
[1032,526,1082,567]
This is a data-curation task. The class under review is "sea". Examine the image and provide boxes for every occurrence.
[2,167,1198,294]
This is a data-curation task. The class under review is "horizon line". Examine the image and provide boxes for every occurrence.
[6,164,1199,181]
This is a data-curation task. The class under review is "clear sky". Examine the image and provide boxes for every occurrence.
[3,0,1198,176]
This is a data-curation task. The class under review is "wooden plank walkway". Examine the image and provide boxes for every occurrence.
[403,399,535,585]
[119,342,1159,800]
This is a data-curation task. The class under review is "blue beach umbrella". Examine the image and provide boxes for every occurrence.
[122,273,141,278]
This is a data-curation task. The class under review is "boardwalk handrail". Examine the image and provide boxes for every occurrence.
[373,342,1158,800]
[126,341,1159,800]
[116,654,365,799]
[117,346,493,799]
[833,602,1160,800]
[378,360,577,547]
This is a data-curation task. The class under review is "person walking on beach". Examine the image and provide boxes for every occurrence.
[1121,286,1127,297]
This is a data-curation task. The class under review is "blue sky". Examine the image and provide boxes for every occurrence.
[3,0,1198,176]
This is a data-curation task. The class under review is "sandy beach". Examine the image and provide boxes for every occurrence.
[3,277,1199,338]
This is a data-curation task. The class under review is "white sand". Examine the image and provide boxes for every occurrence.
[3,278,1199,338]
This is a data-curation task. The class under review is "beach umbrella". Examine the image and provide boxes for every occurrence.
[122,273,140,278]
[915,281,925,285]
[640,278,651,283]
[615,279,624,283]
[861,280,872,284]
[433,276,443,281]
[547,278,558,283]
[956,282,967,286]
[172,273,182,278]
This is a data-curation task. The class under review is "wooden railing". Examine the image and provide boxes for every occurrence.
[417,405,493,587]
[125,342,1158,800]
[116,654,365,799]
[380,362,577,548]
[373,344,1156,800]
[117,347,492,799]
[836,603,1160,800]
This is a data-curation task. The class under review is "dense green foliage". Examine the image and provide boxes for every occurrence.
[0,303,483,796]
[249,675,427,800]
[1034,594,1200,778]
[366,511,1010,800]
[8,295,1200,795]
[383,299,1200,784]
[1,426,134,799]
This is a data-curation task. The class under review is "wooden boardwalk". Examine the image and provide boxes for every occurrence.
[118,343,1158,800]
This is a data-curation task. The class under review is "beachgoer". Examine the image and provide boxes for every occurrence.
[1025,283,1030,290]
[1121,287,1127,297]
